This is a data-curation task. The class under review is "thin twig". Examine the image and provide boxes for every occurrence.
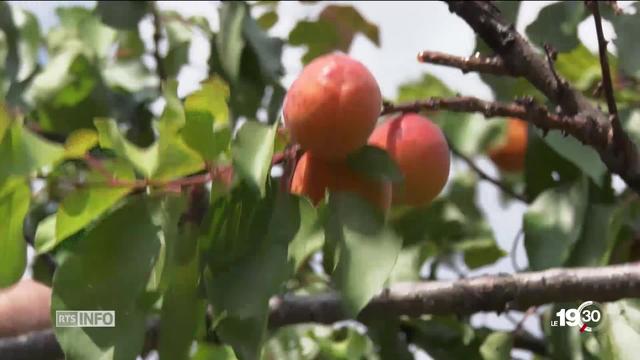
[513,306,538,334]
[589,0,625,155]
[449,142,529,203]
[510,229,527,272]
[417,50,510,75]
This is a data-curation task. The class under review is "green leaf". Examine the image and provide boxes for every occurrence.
[479,332,512,360]
[26,44,109,134]
[0,124,65,182]
[205,191,303,359]
[318,5,379,50]
[287,198,324,272]
[95,118,203,180]
[0,180,29,287]
[0,1,19,82]
[158,80,186,133]
[567,185,619,267]
[288,5,378,64]
[182,76,231,161]
[51,195,177,360]
[159,226,206,360]
[191,343,238,360]
[526,1,586,52]
[49,7,117,58]
[555,45,603,91]
[103,59,158,93]
[347,145,403,183]
[387,243,437,284]
[525,128,580,201]
[52,160,135,250]
[0,103,10,144]
[537,128,607,187]
[34,213,57,254]
[231,121,277,196]
[242,8,284,82]
[96,1,149,30]
[217,2,246,82]
[257,11,278,30]
[600,299,640,360]
[326,192,403,316]
[612,4,640,78]
[455,238,506,270]
[288,20,339,64]
[524,178,588,270]
[95,117,158,177]
[64,128,98,159]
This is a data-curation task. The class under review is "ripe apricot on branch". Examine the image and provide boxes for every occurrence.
[368,113,450,207]
[290,152,391,210]
[283,53,382,160]
[488,118,528,172]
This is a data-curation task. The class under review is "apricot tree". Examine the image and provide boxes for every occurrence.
[1,1,640,360]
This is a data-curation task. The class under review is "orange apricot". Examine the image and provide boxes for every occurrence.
[290,152,391,210]
[487,118,528,172]
[368,113,450,207]
[283,53,382,160]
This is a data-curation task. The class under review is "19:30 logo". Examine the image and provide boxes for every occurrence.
[550,301,604,333]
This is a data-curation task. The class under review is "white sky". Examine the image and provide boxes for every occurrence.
[8,1,630,357]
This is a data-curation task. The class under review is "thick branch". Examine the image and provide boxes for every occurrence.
[418,50,510,76]
[269,262,640,326]
[443,1,640,194]
[3,263,640,358]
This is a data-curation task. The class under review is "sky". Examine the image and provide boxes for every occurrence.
[7,1,630,357]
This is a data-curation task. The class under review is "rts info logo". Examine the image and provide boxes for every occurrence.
[550,301,604,333]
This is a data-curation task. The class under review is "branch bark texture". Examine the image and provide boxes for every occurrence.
[443,1,640,194]
[3,263,640,358]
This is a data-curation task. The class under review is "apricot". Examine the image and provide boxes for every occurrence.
[368,113,450,207]
[487,118,528,172]
[283,53,382,160]
[0,279,52,337]
[290,152,391,210]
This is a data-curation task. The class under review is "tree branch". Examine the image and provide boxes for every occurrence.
[443,1,640,195]
[4,263,640,358]
[418,50,510,76]
[589,0,625,155]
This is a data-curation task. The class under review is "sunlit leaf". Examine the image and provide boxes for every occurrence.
[0,180,29,287]
[53,160,136,249]
[479,332,512,360]
[64,128,98,159]
[231,121,278,196]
